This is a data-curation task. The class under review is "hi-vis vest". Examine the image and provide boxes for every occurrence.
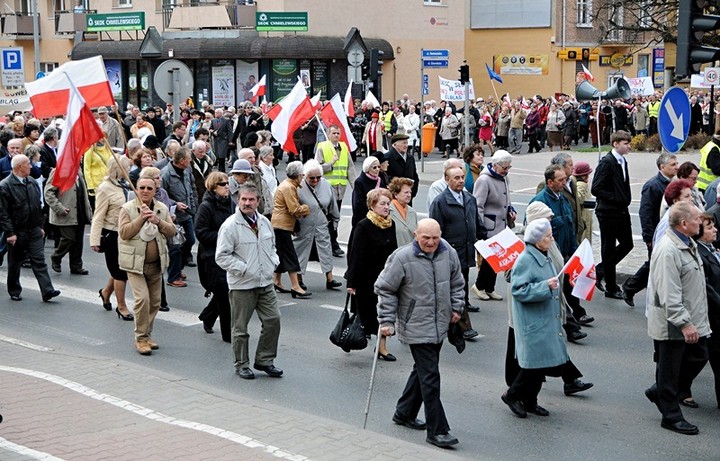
[648,101,660,118]
[319,141,350,186]
[698,139,720,190]
[382,111,394,132]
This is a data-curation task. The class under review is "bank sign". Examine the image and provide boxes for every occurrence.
[86,12,145,32]
[256,12,308,32]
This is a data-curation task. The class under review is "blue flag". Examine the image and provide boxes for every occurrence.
[486,63,503,84]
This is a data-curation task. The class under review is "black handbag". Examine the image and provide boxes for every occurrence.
[330,293,368,352]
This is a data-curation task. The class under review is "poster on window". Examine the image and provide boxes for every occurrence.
[312,61,328,99]
[212,61,235,107]
[236,60,259,104]
[272,59,298,100]
[104,60,122,101]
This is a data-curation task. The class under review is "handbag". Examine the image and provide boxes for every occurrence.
[329,293,368,352]
[168,224,186,246]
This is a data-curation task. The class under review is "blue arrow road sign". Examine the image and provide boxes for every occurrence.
[423,49,449,58]
[658,87,691,154]
[423,59,448,68]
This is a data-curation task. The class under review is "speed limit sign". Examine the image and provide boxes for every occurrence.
[704,67,720,85]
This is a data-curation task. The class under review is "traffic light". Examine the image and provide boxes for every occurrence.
[676,0,720,78]
[370,49,384,80]
[361,63,369,81]
[459,63,470,83]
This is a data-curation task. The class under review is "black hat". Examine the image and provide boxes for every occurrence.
[372,151,387,163]
[143,135,160,149]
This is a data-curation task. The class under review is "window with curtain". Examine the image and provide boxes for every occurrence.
[577,0,592,27]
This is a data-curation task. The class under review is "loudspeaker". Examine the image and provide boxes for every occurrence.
[576,78,631,101]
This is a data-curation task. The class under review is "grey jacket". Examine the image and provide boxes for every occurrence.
[473,165,512,238]
[376,239,465,345]
[160,163,198,222]
[44,171,93,227]
[647,229,711,341]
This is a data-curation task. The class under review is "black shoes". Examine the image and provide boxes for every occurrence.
[605,289,623,300]
[466,305,480,313]
[501,392,527,418]
[378,352,397,361]
[661,419,699,435]
[290,289,312,299]
[564,379,594,396]
[237,367,255,380]
[463,329,480,340]
[426,433,459,448]
[159,306,170,312]
[116,307,134,321]
[577,315,595,325]
[10,294,22,301]
[42,290,61,302]
[298,281,307,291]
[254,363,283,377]
[332,248,345,257]
[645,386,661,411]
[595,279,605,292]
[392,412,426,430]
[273,284,290,294]
[567,331,587,343]
[326,280,343,290]
[51,260,61,273]
[99,289,112,311]
[622,288,635,307]
[525,404,550,416]
[185,259,197,267]
[71,268,89,275]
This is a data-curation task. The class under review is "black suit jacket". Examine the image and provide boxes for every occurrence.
[697,242,720,336]
[386,147,419,197]
[591,152,631,216]
[232,112,261,148]
[39,143,58,180]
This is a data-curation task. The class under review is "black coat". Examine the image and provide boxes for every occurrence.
[638,172,671,243]
[351,172,387,227]
[591,152,631,217]
[232,112,261,148]
[39,143,57,180]
[429,187,485,269]
[195,190,234,293]
[697,242,720,343]
[386,146,419,197]
[0,174,44,236]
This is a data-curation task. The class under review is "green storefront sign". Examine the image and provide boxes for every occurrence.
[86,12,145,32]
[256,12,308,32]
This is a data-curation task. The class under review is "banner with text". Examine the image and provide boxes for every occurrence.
[438,77,476,101]
[626,77,654,96]
[493,54,549,76]
[0,87,31,113]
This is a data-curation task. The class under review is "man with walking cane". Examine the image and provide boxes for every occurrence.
[374,218,464,448]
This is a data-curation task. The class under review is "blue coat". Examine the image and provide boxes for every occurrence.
[529,186,577,258]
[510,244,568,369]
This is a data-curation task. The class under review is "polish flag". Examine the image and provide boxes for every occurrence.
[53,83,105,192]
[344,81,355,118]
[270,81,315,154]
[310,90,322,111]
[365,90,381,109]
[474,228,525,273]
[25,56,114,119]
[260,96,268,114]
[581,64,595,82]
[321,93,358,151]
[561,239,596,301]
[249,75,267,103]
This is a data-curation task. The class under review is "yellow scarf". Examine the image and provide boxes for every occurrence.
[367,210,392,229]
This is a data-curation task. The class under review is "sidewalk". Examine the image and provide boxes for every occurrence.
[0,340,472,461]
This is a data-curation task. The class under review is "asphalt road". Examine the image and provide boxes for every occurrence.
[1,147,717,460]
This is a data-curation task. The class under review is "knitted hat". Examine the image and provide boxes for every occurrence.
[525,202,554,223]
[524,218,551,244]
[573,161,593,176]
[362,156,380,173]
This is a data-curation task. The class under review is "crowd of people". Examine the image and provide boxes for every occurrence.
[1,86,720,447]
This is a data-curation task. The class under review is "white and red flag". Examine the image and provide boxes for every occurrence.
[365,90,381,109]
[25,56,114,118]
[561,239,596,301]
[474,228,525,273]
[248,75,267,103]
[320,93,358,151]
[270,81,315,154]
[344,81,355,118]
[53,83,104,192]
[581,64,595,82]
[310,90,322,111]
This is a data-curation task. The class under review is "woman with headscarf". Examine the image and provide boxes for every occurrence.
[351,156,387,227]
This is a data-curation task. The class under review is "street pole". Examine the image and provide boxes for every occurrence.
[464,81,470,150]
[32,0,40,76]
[420,49,425,172]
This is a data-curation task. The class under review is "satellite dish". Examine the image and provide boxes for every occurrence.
[153,59,193,104]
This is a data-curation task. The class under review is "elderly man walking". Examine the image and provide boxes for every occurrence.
[375,218,464,448]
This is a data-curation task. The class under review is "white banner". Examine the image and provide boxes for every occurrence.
[625,76,654,96]
[0,87,31,113]
[691,72,712,89]
[438,77,476,101]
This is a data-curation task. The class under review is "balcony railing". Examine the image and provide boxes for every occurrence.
[0,13,36,37]
[161,0,256,30]
[54,10,97,35]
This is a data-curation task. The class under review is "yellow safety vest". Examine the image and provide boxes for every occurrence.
[382,111,393,132]
[648,101,660,118]
[698,139,720,190]
[319,141,350,186]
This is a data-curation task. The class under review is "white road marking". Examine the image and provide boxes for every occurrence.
[0,366,310,461]
[0,437,66,461]
[319,304,343,312]
[0,334,53,352]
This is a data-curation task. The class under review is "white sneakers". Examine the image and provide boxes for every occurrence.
[471,285,503,301]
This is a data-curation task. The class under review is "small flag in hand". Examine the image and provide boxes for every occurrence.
[562,239,596,301]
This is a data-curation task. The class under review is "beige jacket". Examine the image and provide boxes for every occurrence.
[270,178,310,231]
[44,171,93,227]
[117,200,175,274]
[89,179,127,246]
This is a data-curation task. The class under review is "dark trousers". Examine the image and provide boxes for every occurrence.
[622,248,652,296]
[505,327,582,387]
[199,291,232,342]
[650,338,708,423]
[396,342,450,436]
[527,133,541,153]
[458,267,474,333]
[301,144,315,163]
[596,212,633,291]
[507,368,545,408]
[708,337,720,408]
[217,157,226,173]
[475,258,498,292]
[6,227,55,299]
[166,244,183,283]
[563,274,587,319]
[179,217,196,267]
[51,224,85,271]
[329,199,342,252]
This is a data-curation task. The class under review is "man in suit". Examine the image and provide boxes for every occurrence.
[210,108,232,173]
[591,130,633,299]
[231,102,261,149]
[386,134,419,202]
[429,166,484,340]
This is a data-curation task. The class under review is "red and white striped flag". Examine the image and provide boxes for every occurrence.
[270,81,315,155]
[344,81,355,118]
[474,228,525,273]
[561,239,596,301]
[320,93,358,151]
[249,75,267,103]
[310,90,322,111]
[581,64,595,82]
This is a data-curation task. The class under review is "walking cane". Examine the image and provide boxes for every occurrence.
[363,325,384,429]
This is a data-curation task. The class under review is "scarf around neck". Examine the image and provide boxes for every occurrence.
[367,210,392,229]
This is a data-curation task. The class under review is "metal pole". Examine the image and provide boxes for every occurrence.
[172,68,181,124]
[711,84,715,135]
[420,48,425,173]
[464,81,470,149]
[597,95,602,162]
[363,325,383,429]
[32,0,40,76]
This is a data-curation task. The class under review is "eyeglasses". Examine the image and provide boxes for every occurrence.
[307,176,321,180]
[216,182,229,186]
[138,186,155,191]
[371,165,380,169]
